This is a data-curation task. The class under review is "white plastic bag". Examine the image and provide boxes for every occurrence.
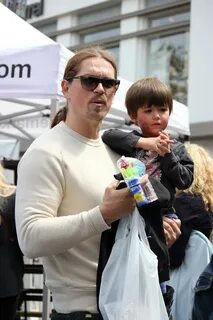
[99,208,169,320]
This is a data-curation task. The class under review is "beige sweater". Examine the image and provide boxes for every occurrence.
[15,122,119,313]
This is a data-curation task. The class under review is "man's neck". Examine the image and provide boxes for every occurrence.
[65,118,101,140]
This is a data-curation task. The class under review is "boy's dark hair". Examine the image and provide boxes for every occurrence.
[125,77,173,116]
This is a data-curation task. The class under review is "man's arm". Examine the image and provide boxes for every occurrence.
[15,148,109,258]
[15,148,137,258]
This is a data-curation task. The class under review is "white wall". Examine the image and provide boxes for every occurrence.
[190,137,213,158]
[188,0,213,138]
[119,0,147,81]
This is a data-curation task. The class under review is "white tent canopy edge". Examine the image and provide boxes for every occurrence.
[0,3,72,99]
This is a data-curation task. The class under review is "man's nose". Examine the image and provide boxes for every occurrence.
[94,82,105,92]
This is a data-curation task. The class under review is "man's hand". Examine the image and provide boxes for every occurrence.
[163,216,181,248]
[100,175,148,225]
[100,180,135,225]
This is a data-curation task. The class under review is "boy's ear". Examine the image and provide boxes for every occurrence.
[129,113,138,125]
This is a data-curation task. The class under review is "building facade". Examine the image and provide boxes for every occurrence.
[2,0,213,154]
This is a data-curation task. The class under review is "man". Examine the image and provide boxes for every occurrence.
[15,47,180,319]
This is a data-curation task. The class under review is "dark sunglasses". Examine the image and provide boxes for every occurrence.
[65,75,120,92]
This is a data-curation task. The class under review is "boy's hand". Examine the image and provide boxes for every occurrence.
[136,131,173,156]
[156,131,173,156]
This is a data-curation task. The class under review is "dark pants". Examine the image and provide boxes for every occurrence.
[0,296,18,320]
[51,310,102,320]
[51,291,174,320]
[51,286,174,320]
[163,285,174,320]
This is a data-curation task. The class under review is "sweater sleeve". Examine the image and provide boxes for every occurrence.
[102,129,141,156]
[159,141,194,190]
[15,148,109,258]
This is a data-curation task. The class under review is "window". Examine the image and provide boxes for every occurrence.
[78,5,120,25]
[146,0,177,8]
[80,25,120,44]
[147,32,189,104]
[36,22,57,41]
[149,12,190,27]
[106,45,120,68]
[77,4,120,46]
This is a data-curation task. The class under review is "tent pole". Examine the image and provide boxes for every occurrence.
[50,98,60,125]
[0,106,49,122]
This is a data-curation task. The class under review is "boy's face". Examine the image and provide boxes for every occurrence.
[130,104,170,137]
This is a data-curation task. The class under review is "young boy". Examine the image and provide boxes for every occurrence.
[102,77,194,217]
[102,77,194,317]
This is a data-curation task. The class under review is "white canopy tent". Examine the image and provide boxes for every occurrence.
[0,2,72,151]
[0,3,72,99]
[0,3,190,154]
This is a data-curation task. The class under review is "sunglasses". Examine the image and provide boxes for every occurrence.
[65,75,120,92]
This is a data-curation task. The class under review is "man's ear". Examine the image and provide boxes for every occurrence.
[61,80,70,97]
[129,113,138,125]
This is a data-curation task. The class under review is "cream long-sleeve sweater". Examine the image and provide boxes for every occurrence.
[15,121,119,313]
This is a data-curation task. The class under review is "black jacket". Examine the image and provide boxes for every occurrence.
[0,193,24,297]
[169,193,213,269]
[102,129,194,214]
[192,254,213,320]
